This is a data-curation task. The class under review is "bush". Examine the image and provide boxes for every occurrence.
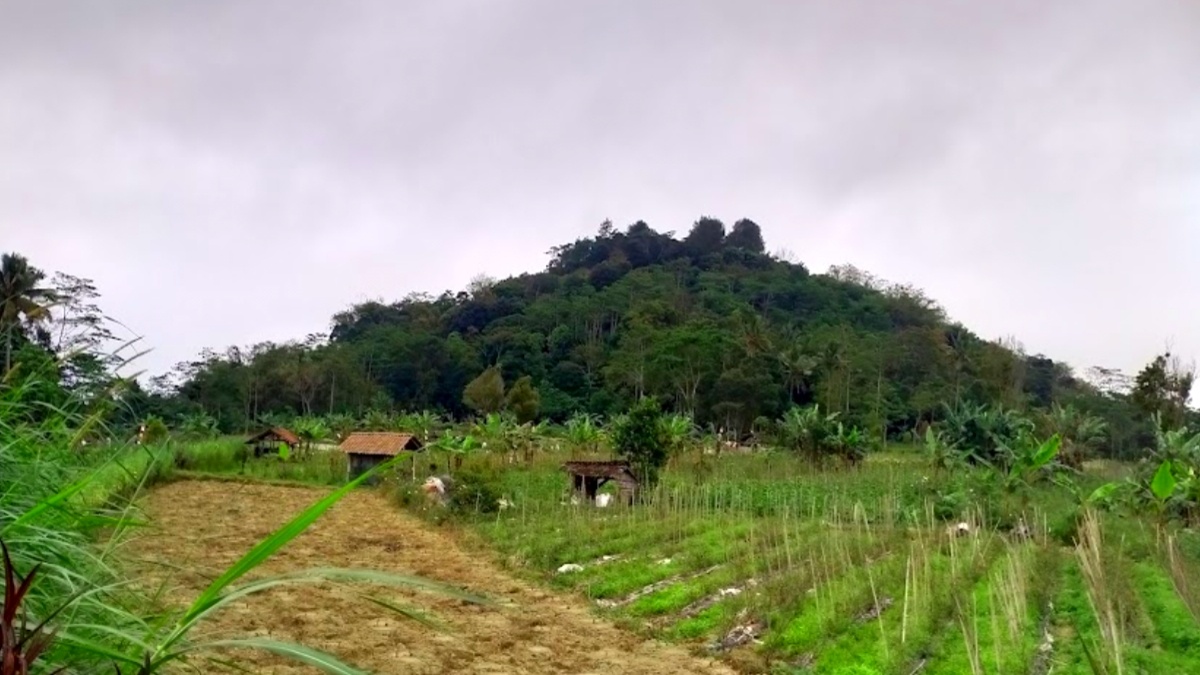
[449,468,504,515]
[142,416,170,444]
[611,397,670,488]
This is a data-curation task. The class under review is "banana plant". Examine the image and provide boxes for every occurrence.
[325,414,358,442]
[360,409,394,432]
[659,414,696,468]
[430,433,481,473]
[925,426,958,476]
[472,412,516,458]
[565,413,603,457]
[178,412,219,441]
[1149,460,1179,528]
[292,417,330,455]
[1003,434,1062,513]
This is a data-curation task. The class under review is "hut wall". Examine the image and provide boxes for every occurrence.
[348,453,387,484]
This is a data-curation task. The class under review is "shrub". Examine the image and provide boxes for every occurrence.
[611,397,670,489]
[449,468,504,515]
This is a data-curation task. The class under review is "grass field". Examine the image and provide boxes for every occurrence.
[76,437,1200,674]
[419,450,1200,674]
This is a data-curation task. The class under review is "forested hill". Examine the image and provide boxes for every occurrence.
[137,217,1162,452]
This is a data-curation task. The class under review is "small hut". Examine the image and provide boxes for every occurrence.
[340,432,424,484]
[245,427,301,458]
[563,460,639,505]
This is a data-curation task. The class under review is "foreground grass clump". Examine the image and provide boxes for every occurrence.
[411,447,1200,674]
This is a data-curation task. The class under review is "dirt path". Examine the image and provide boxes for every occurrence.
[125,480,735,674]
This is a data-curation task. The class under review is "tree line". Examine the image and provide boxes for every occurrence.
[1,218,1193,459]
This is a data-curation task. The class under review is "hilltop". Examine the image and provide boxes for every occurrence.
[126,217,1162,455]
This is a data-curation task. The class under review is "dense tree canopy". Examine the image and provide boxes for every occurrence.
[2,220,1191,459]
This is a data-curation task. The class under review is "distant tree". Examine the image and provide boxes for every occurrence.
[505,375,540,423]
[611,397,670,489]
[1,253,56,373]
[726,219,766,253]
[1132,352,1194,430]
[682,217,726,258]
[463,365,506,415]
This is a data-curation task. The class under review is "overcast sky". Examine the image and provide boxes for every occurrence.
[3,0,1198,380]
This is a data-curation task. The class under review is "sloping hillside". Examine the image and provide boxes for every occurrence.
[149,218,1147,453]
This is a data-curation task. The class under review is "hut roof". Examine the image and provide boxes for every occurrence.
[562,459,637,479]
[339,432,423,456]
[245,427,301,446]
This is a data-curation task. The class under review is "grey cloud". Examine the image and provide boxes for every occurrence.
[2,0,1197,377]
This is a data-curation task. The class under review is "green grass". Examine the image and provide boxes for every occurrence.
[408,447,1200,674]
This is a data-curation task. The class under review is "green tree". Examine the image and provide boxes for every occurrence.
[611,397,670,489]
[725,218,765,253]
[463,365,505,415]
[505,375,540,423]
[1132,352,1194,430]
[1,253,56,373]
[682,217,726,258]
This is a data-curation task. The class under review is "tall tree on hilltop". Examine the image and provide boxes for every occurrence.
[1132,351,1194,430]
[683,217,726,258]
[726,219,766,253]
[1,253,56,374]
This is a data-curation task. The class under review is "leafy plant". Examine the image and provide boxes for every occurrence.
[1,540,59,675]
[293,417,330,453]
[925,426,958,475]
[941,403,1034,469]
[611,397,670,489]
[505,376,540,424]
[565,413,604,456]
[178,412,219,440]
[463,365,505,415]
[140,417,169,444]
[1043,404,1108,469]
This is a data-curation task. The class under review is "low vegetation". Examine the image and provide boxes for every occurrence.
[2,223,1200,674]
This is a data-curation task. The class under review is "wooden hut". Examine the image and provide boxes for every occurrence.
[245,427,301,458]
[340,432,424,484]
[563,460,639,505]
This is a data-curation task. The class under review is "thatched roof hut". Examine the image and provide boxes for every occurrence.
[340,432,424,483]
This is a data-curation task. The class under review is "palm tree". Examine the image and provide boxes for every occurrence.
[1,253,55,373]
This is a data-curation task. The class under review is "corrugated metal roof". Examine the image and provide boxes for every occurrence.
[339,432,423,456]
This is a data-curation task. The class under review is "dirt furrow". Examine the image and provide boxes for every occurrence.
[123,480,734,674]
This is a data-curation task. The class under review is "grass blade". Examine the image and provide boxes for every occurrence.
[204,638,370,675]
[361,594,443,630]
[154,457,400,659]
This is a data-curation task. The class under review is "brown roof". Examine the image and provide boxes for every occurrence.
[339,432,423,456]
[246,427,301,446]
[563,459,637,479]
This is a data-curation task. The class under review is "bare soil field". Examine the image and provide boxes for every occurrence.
[125,480,735,674]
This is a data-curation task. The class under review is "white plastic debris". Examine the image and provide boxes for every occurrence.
[718,587,743,597]
[497,497,514,510]
[556,563,584,574]
[656,558,673,566]
[595,493,613,508]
